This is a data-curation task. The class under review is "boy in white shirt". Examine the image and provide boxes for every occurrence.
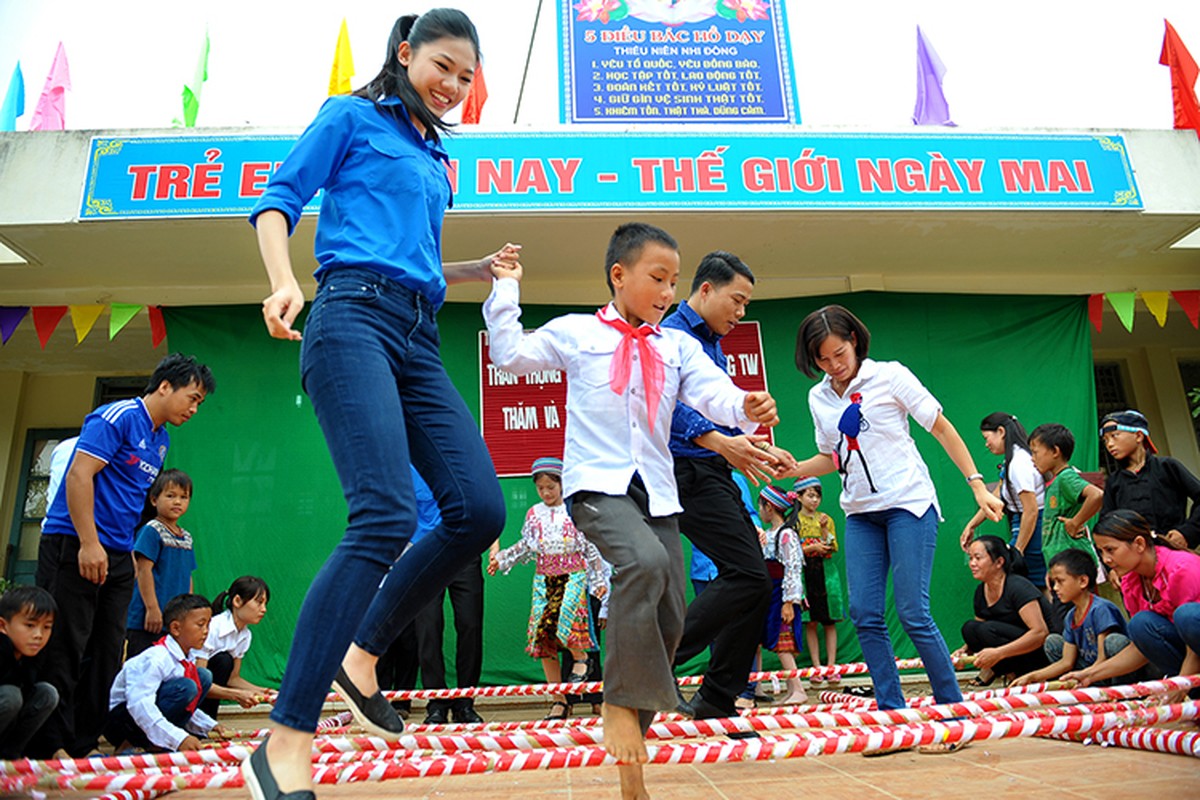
[485,222,778,799]
[105,594,224,752]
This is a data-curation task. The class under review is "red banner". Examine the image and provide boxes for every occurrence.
[479,320,769,476]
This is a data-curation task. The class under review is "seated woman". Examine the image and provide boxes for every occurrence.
[954,535,1051,686]
[1065,510,1200,687]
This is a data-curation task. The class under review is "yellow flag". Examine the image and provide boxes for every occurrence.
[329,19,354,96]
[1141,291,1170,327]
[69,304,105,344]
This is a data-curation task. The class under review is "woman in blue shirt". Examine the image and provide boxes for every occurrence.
[246,10,514,799]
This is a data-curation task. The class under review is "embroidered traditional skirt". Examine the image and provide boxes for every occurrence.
[526,570,595,658]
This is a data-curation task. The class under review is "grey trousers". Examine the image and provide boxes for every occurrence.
[570,479,685,730]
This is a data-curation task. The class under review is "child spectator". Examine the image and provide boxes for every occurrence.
[485,221,778,797]
[196,576,271,720]
[488,457,609,720]
[962,413,1047,586]
[0,586,58,758]
[1066,510,1200,686]
[1011,549,1132,687]
[791,476,845,686]
[126,469,198,657]
[755,485,808,705]
[105,594,223,753]
[1028,424,1104,565]
[1099,410,1200,550]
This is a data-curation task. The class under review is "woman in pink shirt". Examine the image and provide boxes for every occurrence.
[1065,509,1200,685]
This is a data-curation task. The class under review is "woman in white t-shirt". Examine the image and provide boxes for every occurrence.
[195,575,271,719]
[961,413,1047,587]
[780,305,1004,714]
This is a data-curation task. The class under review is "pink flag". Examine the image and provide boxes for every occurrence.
[29,42,70,131]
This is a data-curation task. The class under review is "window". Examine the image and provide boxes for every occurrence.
[1178,360,1200,452]
[1094,361,1130,475]
[6,429,78,584]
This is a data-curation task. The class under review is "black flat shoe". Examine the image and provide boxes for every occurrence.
[452,705,484,725]
[241,736,317,800]
[674,685,694,718]
[332,666,406,738]
[423,705,450,725]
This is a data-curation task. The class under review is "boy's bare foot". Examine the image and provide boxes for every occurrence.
[602,703,648,764]
[618,763,651,800]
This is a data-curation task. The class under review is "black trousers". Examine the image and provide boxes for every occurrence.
[672,457,772,714]
[198,651,236,719]
[30,534,136,757]
[417,556,484,712]
[961,619,1050,678]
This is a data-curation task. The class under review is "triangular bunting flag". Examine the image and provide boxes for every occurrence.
[33,306,67,348]
[329,18,355,96]
[148,305,167,347]
[1106,292,1136,333]
[109,303,142,339]
[1087,294,1104,333]
[0,306,29,344]
[69,304,105,344]
[1141,291,1170,327]
[1172,290,1200,328]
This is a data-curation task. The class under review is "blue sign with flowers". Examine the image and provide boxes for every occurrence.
[559,0,799,123]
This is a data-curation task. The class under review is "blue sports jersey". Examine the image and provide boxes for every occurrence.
[42,397,170,552]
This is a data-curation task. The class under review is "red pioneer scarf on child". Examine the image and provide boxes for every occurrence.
[597,310,665,433]
[155,636,203,714]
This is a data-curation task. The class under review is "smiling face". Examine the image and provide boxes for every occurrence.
[398,36,477,121]
[0,608,54,659]
[814,334,860,388]
[967,540,1003,581]
[610,241,681,327]
[799,487,821,513]
[692,274,753,337]
[153,482,191,525]
[981,427,1006,456]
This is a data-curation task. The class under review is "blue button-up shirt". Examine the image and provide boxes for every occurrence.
[662,301,741,459]
[250,95,453,308]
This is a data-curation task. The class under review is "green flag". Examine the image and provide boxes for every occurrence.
[181,28,209,128]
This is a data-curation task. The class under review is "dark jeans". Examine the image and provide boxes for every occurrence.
[103,671,213,751]
[31,533,136,757]
[198,651,235,719]
[0,683,58,758]
[961,619,1050,677]
[672,457,772,715]
[271,268,505,732]
[1128,604,1200,676]
[413,557,484,713]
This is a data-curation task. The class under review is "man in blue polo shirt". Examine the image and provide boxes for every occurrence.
[663,251,793,719]
[31,353,215,758]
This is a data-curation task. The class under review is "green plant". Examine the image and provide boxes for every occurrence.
[1190,387,1200,419]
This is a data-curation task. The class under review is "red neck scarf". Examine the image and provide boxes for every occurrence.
[597,309,665,433]
[156,636,203,714]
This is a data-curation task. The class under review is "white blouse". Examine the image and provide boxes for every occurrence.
[999,447,1046,511]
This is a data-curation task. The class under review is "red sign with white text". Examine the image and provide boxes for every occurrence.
[480,321,769,476]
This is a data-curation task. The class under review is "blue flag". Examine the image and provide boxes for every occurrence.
[1,63,24,131]
[913,26,956,126]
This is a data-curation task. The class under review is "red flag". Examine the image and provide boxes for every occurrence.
[148,306,167,347]
[461,63,488,124]
[1160,20,1200,138]
[1172,290,1200,328]
[32,305,67,348]
[1087,294,1104,333]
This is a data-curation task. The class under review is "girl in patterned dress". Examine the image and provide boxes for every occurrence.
[792,476,845,686]
[756,485,808,705]
[489,458,609,719]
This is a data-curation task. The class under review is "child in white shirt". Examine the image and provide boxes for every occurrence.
[485,222,778,799]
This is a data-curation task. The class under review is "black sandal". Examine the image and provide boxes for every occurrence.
[544,701,571,720]
[567,660,590,684]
